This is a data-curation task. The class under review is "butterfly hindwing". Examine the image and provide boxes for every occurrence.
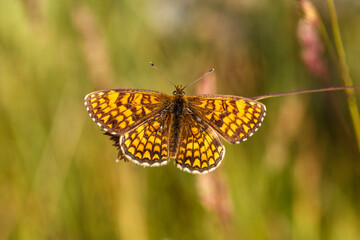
[175,114,225,174]
[187,95,266,143]
[119,111,171,167]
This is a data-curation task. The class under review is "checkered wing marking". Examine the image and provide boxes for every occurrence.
[175,114,225,174]
[187,95,266,143]
[84,89,171,135]
[119,112,171,167]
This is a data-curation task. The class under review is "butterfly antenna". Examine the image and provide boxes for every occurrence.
[182,68,214,91]
[150,62,177,88]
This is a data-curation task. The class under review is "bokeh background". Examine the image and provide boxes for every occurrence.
[1,0,359,239]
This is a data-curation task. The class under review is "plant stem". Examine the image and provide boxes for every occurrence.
[327,0,360,152]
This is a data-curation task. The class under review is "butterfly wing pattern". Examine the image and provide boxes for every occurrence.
[85,87,266,174]
[119,111,171,167]
[84,89,170,135]
[187,95,266,144]
[175,114,225,174]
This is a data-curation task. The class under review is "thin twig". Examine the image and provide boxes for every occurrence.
[252,86,360,100]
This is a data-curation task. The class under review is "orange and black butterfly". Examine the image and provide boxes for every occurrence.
[84,81,266,174]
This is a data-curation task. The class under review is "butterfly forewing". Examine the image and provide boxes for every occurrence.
[175,114,225,174]
[187,95,266,143]
[84,89,171,135]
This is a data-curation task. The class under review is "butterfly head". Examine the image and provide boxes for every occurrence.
[173,85,185,96]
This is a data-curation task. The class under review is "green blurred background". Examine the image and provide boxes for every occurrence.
[0,0,359,239]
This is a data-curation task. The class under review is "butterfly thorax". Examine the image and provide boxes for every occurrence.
[169,86,187,158]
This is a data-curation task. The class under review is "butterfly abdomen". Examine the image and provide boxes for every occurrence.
[169,94,187,158]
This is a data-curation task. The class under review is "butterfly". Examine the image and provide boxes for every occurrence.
[84,83,266,174]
